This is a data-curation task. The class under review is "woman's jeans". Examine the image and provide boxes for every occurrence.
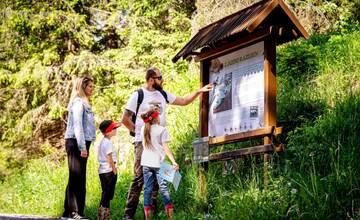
[63,138,91,217]
[143,166,172,209]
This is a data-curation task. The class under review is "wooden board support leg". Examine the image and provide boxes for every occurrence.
[199,59,210,172]
[263,34,277,186]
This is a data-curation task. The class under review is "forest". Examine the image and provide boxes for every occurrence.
[0,0,360,219]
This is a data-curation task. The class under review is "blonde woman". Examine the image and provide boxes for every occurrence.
[63,76,96,219]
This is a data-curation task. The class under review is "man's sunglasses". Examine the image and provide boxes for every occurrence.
[152,75,163,80]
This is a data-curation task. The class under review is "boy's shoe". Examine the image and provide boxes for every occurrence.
[98,206,110,220]
[70,212,90,220]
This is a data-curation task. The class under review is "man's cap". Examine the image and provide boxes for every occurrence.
[99,120,120,135]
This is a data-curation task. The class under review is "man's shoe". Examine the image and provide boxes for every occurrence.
[123,215,134,220]
[70,212,90,220]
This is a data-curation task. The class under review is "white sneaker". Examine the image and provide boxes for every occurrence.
[70,212,89,220]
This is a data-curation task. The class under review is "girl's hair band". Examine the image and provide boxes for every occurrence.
[143,111,159,123]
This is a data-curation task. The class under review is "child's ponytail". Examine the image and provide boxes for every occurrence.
[142,122,152,149]
[141,108,160,149]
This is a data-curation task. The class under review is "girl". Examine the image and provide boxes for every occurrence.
[140,108,179,220]
[63,76,96,219]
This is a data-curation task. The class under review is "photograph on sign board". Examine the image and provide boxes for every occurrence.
[208,41,265,138]
[210,72,232,113]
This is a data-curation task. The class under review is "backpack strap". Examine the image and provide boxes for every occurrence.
[158,89,169,104]
[129,89,144,137]
[135,88,144,119]
[134,88,168,121]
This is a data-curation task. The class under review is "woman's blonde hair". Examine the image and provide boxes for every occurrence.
[141,108,160,149]
[69,75,93,105]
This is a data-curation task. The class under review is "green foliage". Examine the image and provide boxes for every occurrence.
[275,30,360,219]
[1,0,360,219]
[0,0,194,178]
[285,93,360,219]
[131,0,195,33]
[277,42,320,80]
[286,0,360,34]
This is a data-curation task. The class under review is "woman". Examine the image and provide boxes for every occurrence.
[63,76,96,219]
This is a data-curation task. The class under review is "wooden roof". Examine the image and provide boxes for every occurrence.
[172,0,309,62]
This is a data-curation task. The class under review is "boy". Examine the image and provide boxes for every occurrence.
[97,120,120,220]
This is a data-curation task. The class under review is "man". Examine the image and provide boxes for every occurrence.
[121,67,212,219]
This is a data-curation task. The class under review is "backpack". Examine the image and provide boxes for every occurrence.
[129,88,169,136]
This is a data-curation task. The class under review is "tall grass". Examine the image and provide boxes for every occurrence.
[0,143,135,219]
[285,93,360,219]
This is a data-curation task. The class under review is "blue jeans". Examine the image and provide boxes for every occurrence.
[143,166,172,208]
[124,142,159,219]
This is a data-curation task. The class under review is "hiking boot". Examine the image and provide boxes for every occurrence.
[144,206,152,220]
[165,204,174,220]
[98,206,110,220]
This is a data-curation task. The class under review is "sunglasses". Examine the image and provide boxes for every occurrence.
[152,75,163,80]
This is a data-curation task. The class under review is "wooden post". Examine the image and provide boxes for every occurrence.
[200,60,210,171]
[263,35,276,185]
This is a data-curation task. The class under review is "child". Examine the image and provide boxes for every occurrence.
[97,120,120,220]
[140,108,179,220]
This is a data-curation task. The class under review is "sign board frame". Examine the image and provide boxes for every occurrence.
[199,29,276,148]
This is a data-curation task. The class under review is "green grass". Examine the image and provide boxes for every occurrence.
[0,146,136,219]
[0,155,67,216]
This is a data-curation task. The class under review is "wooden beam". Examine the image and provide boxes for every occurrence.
[274,143,284,152]
[274,127,282,136]
[188,51,200,56]
[269,25,275,35]
[291,29,298,38]
[278,27,284,36]
[195,29,270,62]
[209,144,273,162]
[246,0,279,33]
[200,60,210,138]
[263,34,277,186]
[278,0,309,39]
[209,126,276,146]
[264,37,277,131]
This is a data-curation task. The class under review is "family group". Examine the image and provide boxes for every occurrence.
[61,67,212,220]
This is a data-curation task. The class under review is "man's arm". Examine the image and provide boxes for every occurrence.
[172,84,213,106]
[121,109,135,133]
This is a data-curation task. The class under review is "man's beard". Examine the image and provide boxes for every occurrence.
[153,81,163,90]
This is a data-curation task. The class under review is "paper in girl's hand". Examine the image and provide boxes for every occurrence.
[159,162,182,191]
[172,172,181,191]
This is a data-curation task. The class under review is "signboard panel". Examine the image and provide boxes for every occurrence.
[208,41,265,138]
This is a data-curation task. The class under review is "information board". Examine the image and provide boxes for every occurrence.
[208,41,265,137]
